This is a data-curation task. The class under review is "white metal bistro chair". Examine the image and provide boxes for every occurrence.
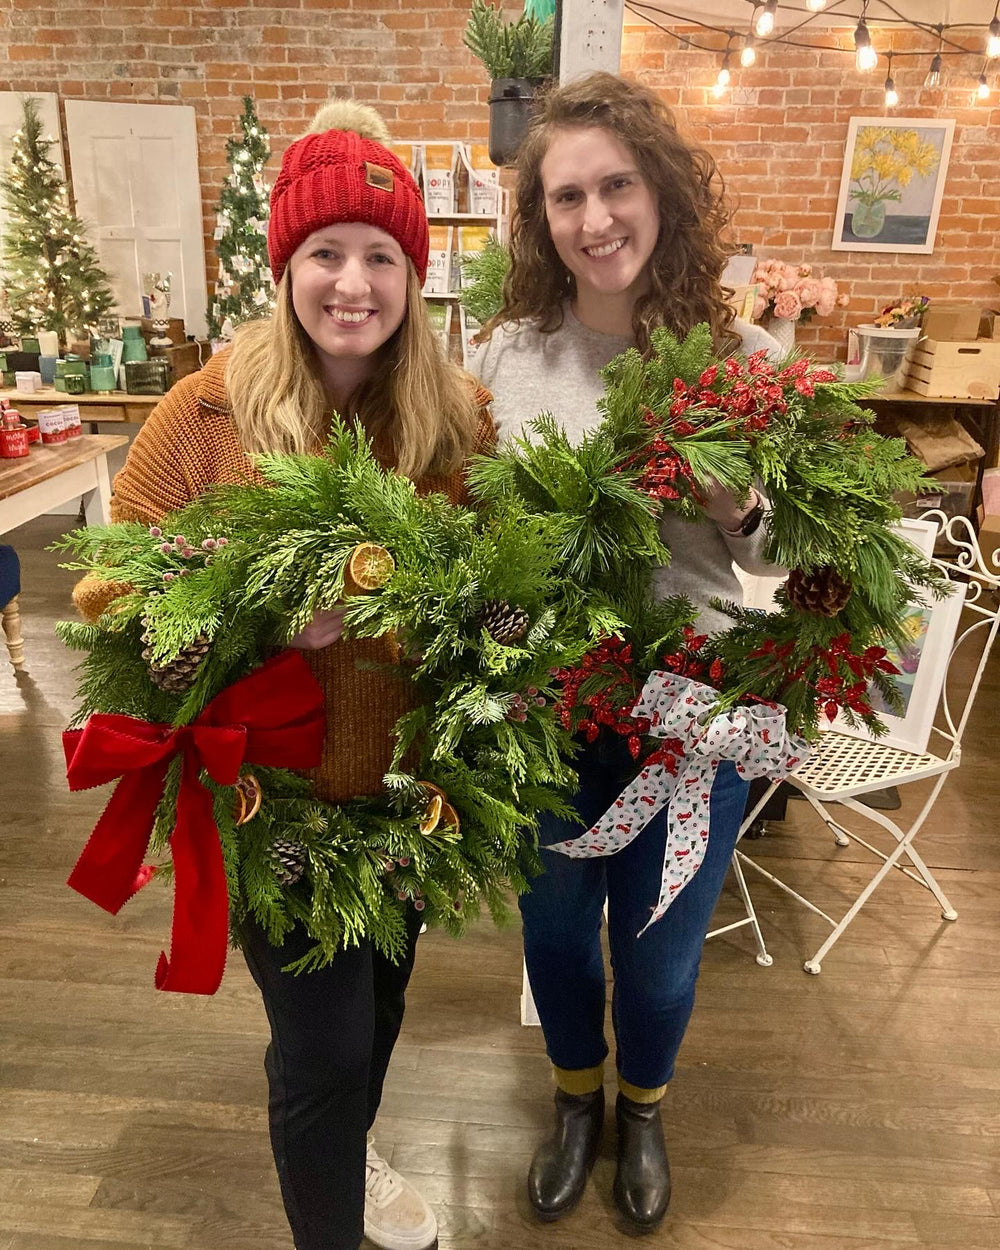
[733,511,1000,974]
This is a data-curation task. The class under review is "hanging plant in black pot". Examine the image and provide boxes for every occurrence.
[464,1,554,167]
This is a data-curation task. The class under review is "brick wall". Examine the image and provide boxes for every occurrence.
[3,3,997,359]
[621,22,1000,359]
[1,0,493,300]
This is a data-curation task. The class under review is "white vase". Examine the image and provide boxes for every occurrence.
[767,315,797,355]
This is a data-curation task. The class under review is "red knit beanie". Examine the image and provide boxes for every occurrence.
[268,103,428,285]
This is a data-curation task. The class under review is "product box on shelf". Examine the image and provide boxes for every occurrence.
[976,510,1000,560]
[462,144,500,216]
[906,338,1000,400]
[423,225,453,295]
[425,302,453,356]
[388,142,421,185]
[979,310,1000,341]
[898,465,977,553]
[422,144,458,215]
[454,225,491,290]
[920,303,983,342]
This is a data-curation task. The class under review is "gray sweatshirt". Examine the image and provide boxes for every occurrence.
[472,306,783,631]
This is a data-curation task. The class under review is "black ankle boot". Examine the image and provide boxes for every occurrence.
[613,1093,671,1229]
[528,1086,605,1220]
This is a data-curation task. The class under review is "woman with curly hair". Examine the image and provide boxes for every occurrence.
[473,72,781,1230]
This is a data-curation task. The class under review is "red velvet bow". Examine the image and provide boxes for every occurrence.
[64,650,326,995]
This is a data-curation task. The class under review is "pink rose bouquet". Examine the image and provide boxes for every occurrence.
[751,259,848,323]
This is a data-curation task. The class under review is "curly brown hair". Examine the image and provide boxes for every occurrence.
[483,72,737,353]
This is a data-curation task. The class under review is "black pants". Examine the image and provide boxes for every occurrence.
[240,909,423,1250]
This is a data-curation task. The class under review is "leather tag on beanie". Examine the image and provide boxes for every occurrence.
[364,162,395,193]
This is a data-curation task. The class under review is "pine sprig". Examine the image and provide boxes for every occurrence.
[458,232,510,324]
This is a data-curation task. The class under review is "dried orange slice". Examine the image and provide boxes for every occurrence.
[233,773,263,826]
[343,543,395,595]
[438,801,461,835]
[417,781,447,835]
[419,793,443,835]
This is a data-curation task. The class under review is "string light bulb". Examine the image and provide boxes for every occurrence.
[977,71,990,99]
[988,15,1000,59]
[717,48,732,87]
[884,54,898,107]
[926,25,944,88]
[807,0,827,9]
[755,0,777,38]
[741,35,756,68]
[854,19,877,72]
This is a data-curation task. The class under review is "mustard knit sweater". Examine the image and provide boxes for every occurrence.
[73,349,495,804]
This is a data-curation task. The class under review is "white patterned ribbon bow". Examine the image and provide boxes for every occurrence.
[548,672,810,936]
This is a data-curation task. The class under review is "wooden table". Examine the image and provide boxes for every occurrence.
[0,435,130,535]
[0,387,161,429]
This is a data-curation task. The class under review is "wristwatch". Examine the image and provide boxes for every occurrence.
[723,493,764,538]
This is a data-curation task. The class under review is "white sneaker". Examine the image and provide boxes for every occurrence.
[364,1137,438,1250]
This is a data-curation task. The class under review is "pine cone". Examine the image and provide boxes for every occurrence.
[269,838,307,887]
[142,629,212,694]
[479,599,530,645]
[786,566,853,617]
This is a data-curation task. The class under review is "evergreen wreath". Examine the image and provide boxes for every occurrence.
[56,425,595,974]
[57,329,945,980]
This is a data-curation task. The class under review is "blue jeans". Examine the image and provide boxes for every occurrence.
[520,732,749,1091]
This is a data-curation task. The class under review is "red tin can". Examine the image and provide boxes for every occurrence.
[0,425,30,458]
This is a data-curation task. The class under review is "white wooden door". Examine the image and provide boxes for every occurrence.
[0,92,64,268]
[64,101,208,338]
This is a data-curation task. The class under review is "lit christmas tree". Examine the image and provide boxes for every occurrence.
[0,96,116,348]
[208,96,275,340]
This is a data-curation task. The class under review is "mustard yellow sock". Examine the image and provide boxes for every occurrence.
[553,1062,605,1096]
[617,1075,667,1104]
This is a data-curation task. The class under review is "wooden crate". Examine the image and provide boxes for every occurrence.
[906,338,1000,399]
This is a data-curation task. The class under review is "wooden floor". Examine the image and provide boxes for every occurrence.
[2,515,998,1250]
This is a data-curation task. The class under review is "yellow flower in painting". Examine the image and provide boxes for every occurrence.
[898,610,927,643]
[849,125,942,207]
[851,150,873,180]
[908,140,939,177]
[856,127,877,150]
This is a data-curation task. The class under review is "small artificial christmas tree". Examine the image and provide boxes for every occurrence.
[208,96,275,340]
[0,97,116,348]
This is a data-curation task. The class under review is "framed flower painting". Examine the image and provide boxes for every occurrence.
[832,117,955,254]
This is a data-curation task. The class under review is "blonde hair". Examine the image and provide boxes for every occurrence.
[483,72,737,353]
[226,264,477,480]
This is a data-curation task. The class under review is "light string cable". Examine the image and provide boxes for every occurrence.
[624,2,996,65]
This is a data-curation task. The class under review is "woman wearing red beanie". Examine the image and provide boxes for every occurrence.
[73,100,494,1250]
